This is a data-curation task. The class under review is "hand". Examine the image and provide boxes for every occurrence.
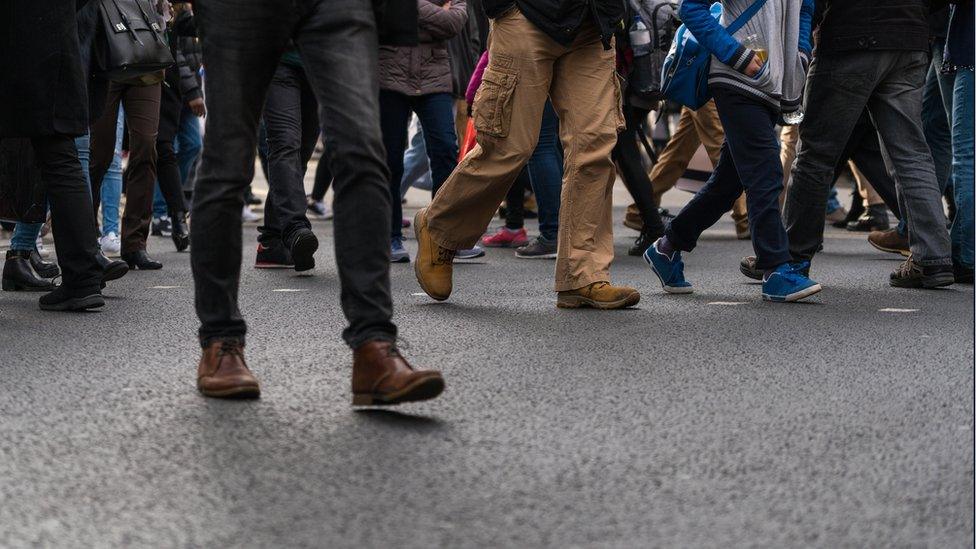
[744,53,764,77]
[443,1,451,9]
[188,97,206,117]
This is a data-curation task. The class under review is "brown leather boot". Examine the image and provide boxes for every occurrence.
[557,282,640,310]
[352,341,444,405]
[197,340,261,399]
[868,228,910,257]
[413,208,455,301]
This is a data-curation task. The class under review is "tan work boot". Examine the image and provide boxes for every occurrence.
[352,341,445,405]
[868,228,910,257]
[557,282,640,310]
[624,204,643,232]
[197,340,261,399]
[413,207,455,301]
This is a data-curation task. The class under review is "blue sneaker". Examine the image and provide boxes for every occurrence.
[643,239,693,294]
[391,237,410,263]
[762,262,822,302]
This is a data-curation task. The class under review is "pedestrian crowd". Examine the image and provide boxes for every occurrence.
[0,0,971,404]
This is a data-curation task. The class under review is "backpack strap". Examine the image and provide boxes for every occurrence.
[727,0,768,34]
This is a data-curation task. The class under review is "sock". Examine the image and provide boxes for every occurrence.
[657,235,675,256]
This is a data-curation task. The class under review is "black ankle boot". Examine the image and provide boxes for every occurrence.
[95,251,129,283]
[171,211,190,252]
[121,250,163,270]
[847,204,889,232]
[29,249,60,279]
[836,195,865,228]
[2,250,56,292]
[628,225,664,257]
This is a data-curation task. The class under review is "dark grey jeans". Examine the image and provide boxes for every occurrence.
[785,50,951,267]
[191,0,396,348]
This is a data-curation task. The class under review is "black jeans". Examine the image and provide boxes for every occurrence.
[784,50,950,266]
[258,62,319,248]
[156,73,189,216]
[613,104,664,234]
[32,134,102,293]
[667,87,791,270]
[192,0,396,348]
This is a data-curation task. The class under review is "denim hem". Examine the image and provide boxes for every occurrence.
[913,257,953,267]
[199,335,246,349]
[347,333,397,350]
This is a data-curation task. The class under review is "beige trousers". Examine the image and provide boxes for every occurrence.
[426,9,623,292]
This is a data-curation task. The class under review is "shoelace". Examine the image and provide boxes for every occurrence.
[434,247,456,265]
[216,341,244,360]
[894,257,920,277]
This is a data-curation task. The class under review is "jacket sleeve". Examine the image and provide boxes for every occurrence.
[177,49,202,102]
[677,0,754,74]
[798,0,814,59]
[418,0,469,41]
[466,51,489,106]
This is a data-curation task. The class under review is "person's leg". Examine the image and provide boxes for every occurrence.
[156,80,189,219]
[311,144,333,202]
[867,51,951,267]
[101,110,125,237]
[191,0,291,347]
[415,92,459,197]
[378,90,412,241]
[688,99,747,233]
[649,107,704,204]
[784,53,876,263]
[922,39,954,199]
[614,104,663,236]
[950,68,974,270]
[118,83,162,256]
[780,124,799,205]
[88,84,124,221]
[176,104,203,190]
[504,170,527,230]
[262,62,314,248]
[31,135,102,293]
[296,0,398,346]
[400,117,433,196]
[547,20,627,293]
[527,100,562,242]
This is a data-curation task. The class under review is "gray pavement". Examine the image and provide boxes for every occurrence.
[0,183,973,548]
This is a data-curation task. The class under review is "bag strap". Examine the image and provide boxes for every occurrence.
[727,0,768,35]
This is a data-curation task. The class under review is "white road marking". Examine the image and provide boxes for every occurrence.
[708,301,746,306]
[879,308,919,313]
[272,288,307,292]
[411,293,428,297]
[149,286,181,289]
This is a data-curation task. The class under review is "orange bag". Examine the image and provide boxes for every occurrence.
[458,118,477,161]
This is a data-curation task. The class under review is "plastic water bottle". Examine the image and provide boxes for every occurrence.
[629,15,655,93]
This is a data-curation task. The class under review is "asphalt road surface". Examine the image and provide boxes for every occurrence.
[1,183,972,548]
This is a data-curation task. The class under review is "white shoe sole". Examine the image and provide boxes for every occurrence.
[763,283,822,302]
[644,251,693,294]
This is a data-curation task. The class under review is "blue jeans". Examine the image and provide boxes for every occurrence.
[399,117,434,196]
[951,69,974,268]
[101,109,125,235]
[379,90,458,239]
[527,101,562,241]
[176,104,203,188]
[670,87,791,270]
[10,222,42,251]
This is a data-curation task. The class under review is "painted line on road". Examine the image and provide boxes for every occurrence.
[708,301,746,306]
[411,293,428,297]
[272,288,308,292]
[149,285,181,289]
[879,308,919,313]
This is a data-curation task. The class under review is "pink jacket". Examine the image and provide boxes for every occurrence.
[465,51,490,107]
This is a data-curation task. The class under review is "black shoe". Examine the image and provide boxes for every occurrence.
[846,206,889,232]
[515,236,558,259]
[255,242,295,269]
[738,256,763,281]
[288,228,318,272]
[953,263,974,285]
[170,211,190,252]
[835,194,866,228]
[2,250,57,292]
[890,257,954,288]
[628,226,664,257]
[29,249,60,279]
[96,251,129,283]
[121,250,163,270]
[245,190,263,206]
[151,216,173,237]
[38,286,104,311]
[658,207,676,224]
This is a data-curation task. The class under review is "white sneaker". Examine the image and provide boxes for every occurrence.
[35,237,50,258]
[242,206,262,223]
[99,232,122,257]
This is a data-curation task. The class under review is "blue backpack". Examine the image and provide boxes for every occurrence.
[660,0,767,110]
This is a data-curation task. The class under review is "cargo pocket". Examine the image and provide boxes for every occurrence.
[473,66,519,138]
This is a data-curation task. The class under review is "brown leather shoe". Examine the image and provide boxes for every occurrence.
[197,340,261,399]
[868,228,910,257]
[413,207,455,301]
[557,282,640,310]
[352,341,444,405]
[624,204,643,232]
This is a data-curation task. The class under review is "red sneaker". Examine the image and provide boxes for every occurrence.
[481,227,528,248]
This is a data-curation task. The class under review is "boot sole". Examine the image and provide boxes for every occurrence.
[413,210,450,301]
[352,374,445,406]
[198,384,261,399]
[39,293,105,311]
[516,252,557,259]
[763,283,823,302]
[868,239,911,257]
[890,272,955,289]
[738,263,763,281]
[556,292,641,309]
[254,263,295,269]
[291,232,319,273]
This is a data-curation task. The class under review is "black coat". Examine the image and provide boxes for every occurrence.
[0,0,91,138]
[483,0,624,49]
[814,0,946,56]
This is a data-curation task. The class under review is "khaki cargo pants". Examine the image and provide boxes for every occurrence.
[425,8,624,292]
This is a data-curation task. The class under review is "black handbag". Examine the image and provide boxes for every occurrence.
[95,0,174,82]
[0,139,47,224]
